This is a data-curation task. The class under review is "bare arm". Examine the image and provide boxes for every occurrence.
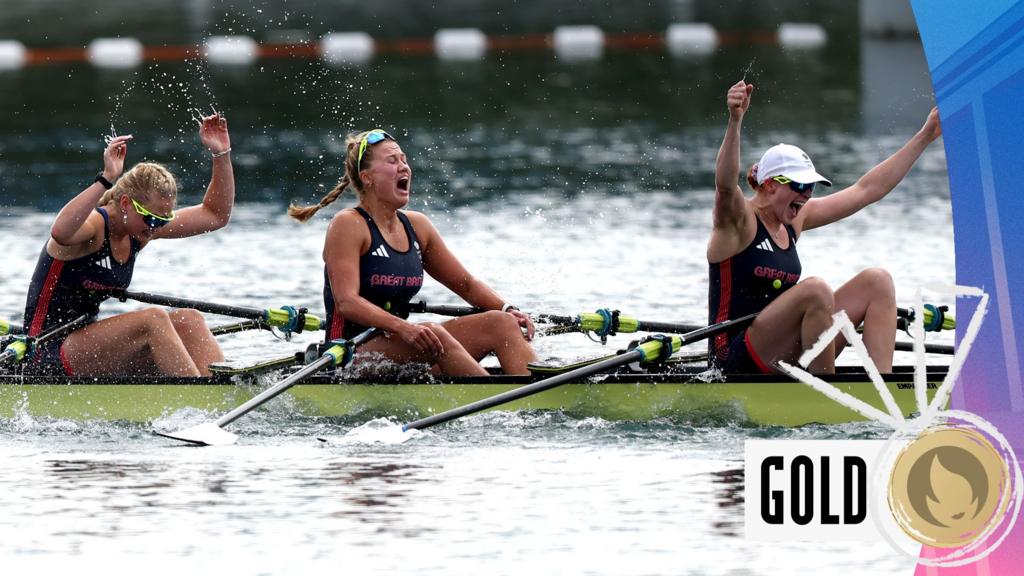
[50,135,132,246]
[800,107,942,231]
[708,81,755,262]
[154,114,234,239]
[411,211,535,338]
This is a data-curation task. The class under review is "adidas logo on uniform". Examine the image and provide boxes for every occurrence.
[755,239,774,252]
[371,245,390,258]
[95,255,113,270]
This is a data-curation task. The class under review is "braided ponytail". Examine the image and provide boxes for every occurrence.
[288,175,351,222]
[287,131,374,223]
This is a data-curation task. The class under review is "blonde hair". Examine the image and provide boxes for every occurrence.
[288,130,378,223]
[99,162,179,207]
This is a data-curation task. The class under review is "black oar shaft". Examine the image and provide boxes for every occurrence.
[216,354,334,427]
[215,327,382,428]
[117,290,265,320]
[895,341,954,355]
[403,348,644,431]
[403,312,758,432]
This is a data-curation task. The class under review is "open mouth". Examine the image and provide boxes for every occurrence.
[397,177,410,192]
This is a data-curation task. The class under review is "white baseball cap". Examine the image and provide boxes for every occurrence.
[755,143,832,187]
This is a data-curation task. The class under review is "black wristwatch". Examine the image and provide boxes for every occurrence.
[94,172,114,190]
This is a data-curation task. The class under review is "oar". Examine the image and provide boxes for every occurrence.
[895,341,953,355]
[156,327,382,446]
[0,314,91,366]
[897,305,955,332]
[0,319,23,336]
[209,319,272,337]
[409,301,955,343]
[407,301,708,340]
[110,289,323,335]
[401,312,758,432]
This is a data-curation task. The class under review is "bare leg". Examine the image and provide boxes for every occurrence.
[746,277,836,374]
[833,268,897,373]
[357,322,488,376]
[169,309,224,377]
[441,311,537,375]
[62,308,201,376]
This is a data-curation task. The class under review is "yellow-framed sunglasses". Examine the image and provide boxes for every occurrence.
[131,198,175,229]
[771,175,815,194]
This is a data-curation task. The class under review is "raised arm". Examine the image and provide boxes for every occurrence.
[154,114,234,239]
[410,211,534,339]
[708,81,755,262]
[800,107,942,231]
[49,135,133,247]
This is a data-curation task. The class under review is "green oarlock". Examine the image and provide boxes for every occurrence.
[302,314,324,332]
[263,308,325,332]
[577,312,608,333]
[5,339,28,362]
[636,335,682,362]
[617,316,639,333]
[923,306,956,330]
[322,342,349,367]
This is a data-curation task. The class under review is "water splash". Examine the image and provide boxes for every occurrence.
[320,417,418,445]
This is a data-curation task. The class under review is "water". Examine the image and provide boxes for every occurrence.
[0,23,949,576]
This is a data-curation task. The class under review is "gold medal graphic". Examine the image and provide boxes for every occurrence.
[888,424,1013,548]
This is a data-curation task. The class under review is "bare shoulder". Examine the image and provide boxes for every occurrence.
[325,208,371,251]
[47,209,105,259]
[707,200,756,263]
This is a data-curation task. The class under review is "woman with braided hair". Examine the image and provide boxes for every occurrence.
[22,114,235,377]
[289,129,536,375]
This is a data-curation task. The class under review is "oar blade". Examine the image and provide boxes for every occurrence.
[155,423,238,446]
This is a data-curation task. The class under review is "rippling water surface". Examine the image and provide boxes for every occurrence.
[0,18,949,575]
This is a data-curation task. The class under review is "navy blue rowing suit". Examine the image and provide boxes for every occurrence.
[22,207,140,375]
[708,216,801,373]
[324,207,424,340]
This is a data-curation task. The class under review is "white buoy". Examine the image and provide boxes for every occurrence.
[553,25,604,61]
[87,38,143,68]
[0,40,27,70]
[321,32,374,65]
[778,23,827,50]
[204,35,259,65]
[666,23,718,57]
[435,28,487,61]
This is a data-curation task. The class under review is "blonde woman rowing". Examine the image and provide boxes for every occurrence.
[22,115,234,377]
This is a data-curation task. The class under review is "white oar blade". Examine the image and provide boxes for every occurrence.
[155,423,238,446]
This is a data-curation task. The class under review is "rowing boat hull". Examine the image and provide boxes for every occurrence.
[0,367,943,426]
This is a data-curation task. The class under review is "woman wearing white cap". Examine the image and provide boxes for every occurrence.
[707,80,942,374]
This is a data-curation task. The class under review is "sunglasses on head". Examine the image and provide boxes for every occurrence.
[131,198,175,229]
[771,175,815,194]
[356,129,395,172]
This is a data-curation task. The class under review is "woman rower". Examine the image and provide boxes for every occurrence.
[708,80,942,374]
[289,129,536,375]
[22,114,234,377]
